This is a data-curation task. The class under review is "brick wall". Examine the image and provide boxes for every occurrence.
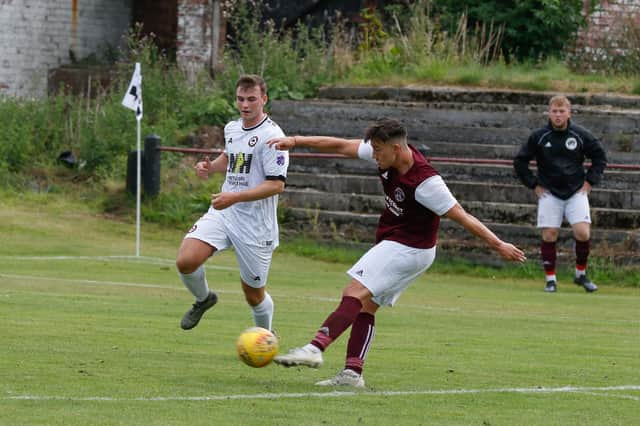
[574,0,640,61]
[176,0,225,81]
[0,0,131,97]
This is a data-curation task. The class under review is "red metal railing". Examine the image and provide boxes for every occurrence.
[157,146,640,171]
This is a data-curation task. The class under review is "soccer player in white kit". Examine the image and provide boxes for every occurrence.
[176,75,289,332]
[267,119,526,387]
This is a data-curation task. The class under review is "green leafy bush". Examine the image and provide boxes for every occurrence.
[432,0,589,61]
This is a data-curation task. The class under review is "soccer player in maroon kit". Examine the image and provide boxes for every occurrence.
[267,119,526,387]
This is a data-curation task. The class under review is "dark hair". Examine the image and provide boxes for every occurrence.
[364,118,407,143]
[236,74,267,95]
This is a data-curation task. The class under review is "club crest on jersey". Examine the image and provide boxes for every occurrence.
[248,136,259,147]
[565,137,577,150]
[394,187,405,202]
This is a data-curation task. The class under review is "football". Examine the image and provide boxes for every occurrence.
[236,327,279,368]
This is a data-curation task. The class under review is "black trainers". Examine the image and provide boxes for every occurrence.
[574,275,598,293]
[544,280,557,293]
[181,291,218,330]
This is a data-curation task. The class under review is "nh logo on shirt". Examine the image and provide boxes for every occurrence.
[228,153,253,174]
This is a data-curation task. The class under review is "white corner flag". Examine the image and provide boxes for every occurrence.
[122,63,143,256]
[122,62,143,120]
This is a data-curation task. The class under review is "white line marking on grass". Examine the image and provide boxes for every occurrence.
[0,274,182,291]
[570,391,640,401]
[0,274,247,298]
[4,385,640,402]
[0,255,236,271]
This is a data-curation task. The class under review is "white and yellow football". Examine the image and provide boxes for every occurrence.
[236,327,279,368]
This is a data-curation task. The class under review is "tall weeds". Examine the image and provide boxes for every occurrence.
[218,0,342,101]
[342,1,505,84]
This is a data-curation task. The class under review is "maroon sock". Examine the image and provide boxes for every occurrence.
[541,240,557,275]
[575,239,590,269]
[345,312,375,375]
[311,296,362,351]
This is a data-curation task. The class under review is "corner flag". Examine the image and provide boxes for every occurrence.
[122,62,143,120]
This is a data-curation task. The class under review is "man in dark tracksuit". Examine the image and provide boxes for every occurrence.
[514,95,607,293]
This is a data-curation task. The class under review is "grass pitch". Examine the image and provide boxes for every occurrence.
[0,196,638,425]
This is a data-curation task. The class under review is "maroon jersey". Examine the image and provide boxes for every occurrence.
[375,145,440,249]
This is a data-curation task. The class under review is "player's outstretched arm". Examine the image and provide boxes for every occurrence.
[267,135,361,158]
[444,204,526,262]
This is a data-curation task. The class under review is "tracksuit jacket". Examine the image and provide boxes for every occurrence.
[513,120,607,200]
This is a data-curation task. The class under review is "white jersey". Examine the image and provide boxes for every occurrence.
[212,115,288,247]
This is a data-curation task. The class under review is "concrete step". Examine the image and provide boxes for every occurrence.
[287,158,640,190]
[448,181,640,209]
[421,140,639,164]
[286,173,640,209]
[281,188,640,228]
[462,201,640,229]
[316,86,640,109]
[271,99,640,153]
[282,207,639,256]
[435,162,640,190]
[281,188,382,214]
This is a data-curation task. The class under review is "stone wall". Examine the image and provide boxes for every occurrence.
[0,0,131,97]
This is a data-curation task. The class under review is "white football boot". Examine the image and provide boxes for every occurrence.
[273,345,323,368]
[315,369,365,387]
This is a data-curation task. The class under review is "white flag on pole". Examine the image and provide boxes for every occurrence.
[122,63,144,256]
[122,62,143,120]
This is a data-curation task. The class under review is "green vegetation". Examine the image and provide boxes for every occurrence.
[1,196,639,425]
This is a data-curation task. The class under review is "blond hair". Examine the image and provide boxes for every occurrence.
[549,95,571,109]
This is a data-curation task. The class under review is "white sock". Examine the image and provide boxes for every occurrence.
[303,343,321,353]
[179,266,209,302]
[575,268,586,277]
[251,292,274,330]
[546,274,557,283]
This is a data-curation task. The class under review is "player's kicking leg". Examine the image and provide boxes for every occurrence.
[274,293,365,368]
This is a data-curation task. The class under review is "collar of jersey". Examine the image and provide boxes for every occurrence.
[242,115,269,131]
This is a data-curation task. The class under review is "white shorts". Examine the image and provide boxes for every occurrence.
[184,210,274,288]
[537,191,591,228]
[347,240,436,307]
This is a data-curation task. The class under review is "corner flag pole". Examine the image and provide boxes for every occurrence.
[122,63,143,256]
[135,115,142,256]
